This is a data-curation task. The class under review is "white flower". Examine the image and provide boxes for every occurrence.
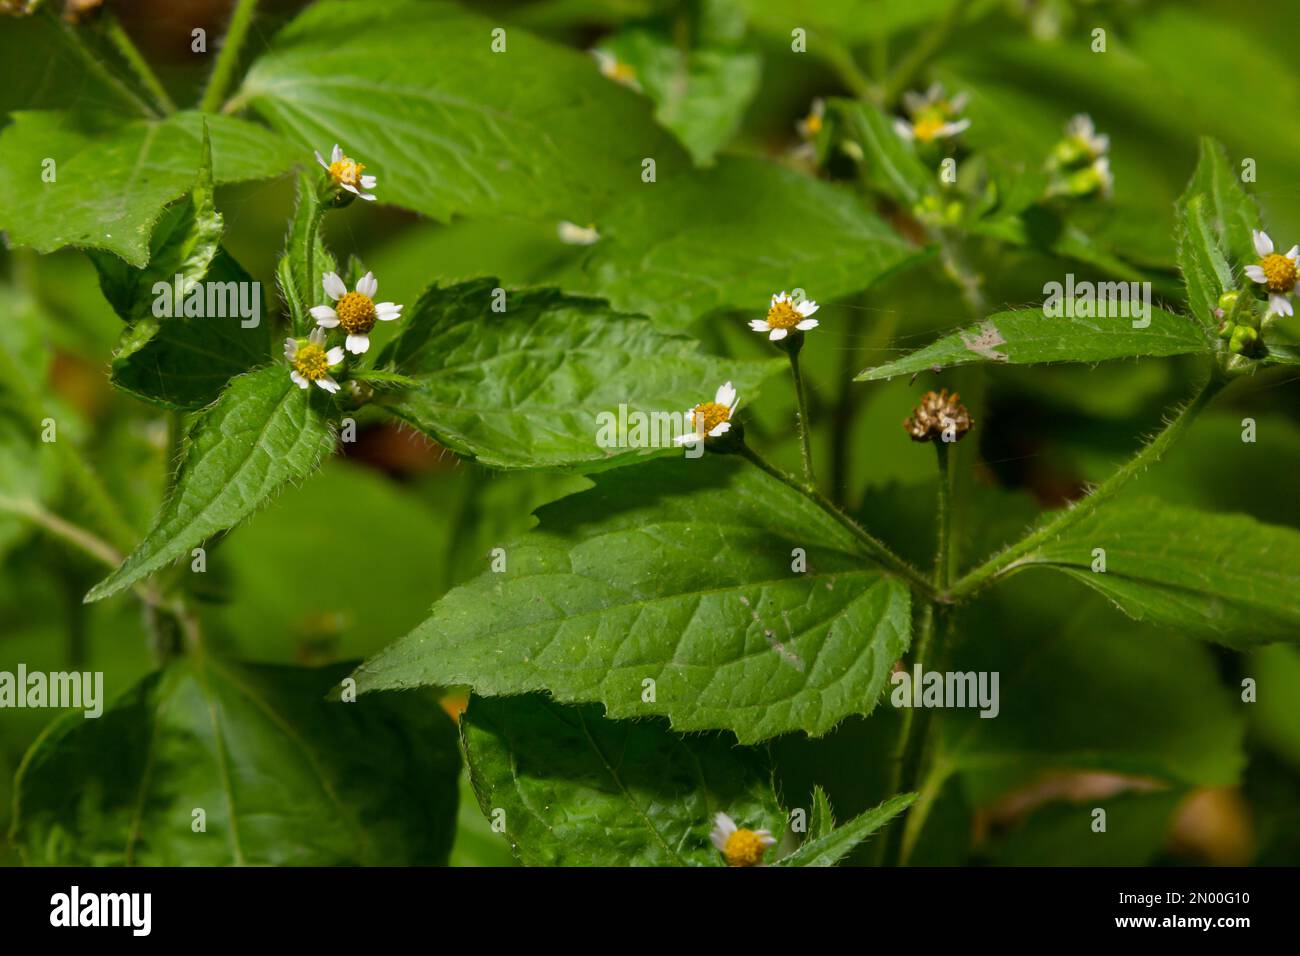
[674,382,739,447]
[749,291,819,341]
[314,144,377,201]
[310,271,402,355]
[285,327,345,394]
[894,82,970,143]
[796,98,826,141]
[709,812,776,867]
[590,48,640,90]
[1244,230,1300,316]
[557,220,601,245]
[1065,113,1109,158]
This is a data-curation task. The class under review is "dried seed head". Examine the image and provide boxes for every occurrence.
[904,389,973,443]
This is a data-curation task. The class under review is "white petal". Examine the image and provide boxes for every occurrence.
[901,90,925,113]
[893,119,915,141]
[325,347,346,365]
[345,333,370,354]
[797,300,819,316]
[770,291,789,305]
[714,812,736,836]
[331,144,343,163]
[342,182,359,195]
[674,432,702,447]
[315,150,328,170]
[310,306,339,327]
[357,191,377,202]
[1244,265,1267,283]
[756,831,777,846]
[316,375,341,394]
[289,370,308,389]
[926,82,942,102]
[359,175,377,189]
[1286,245,1299,261]
[283,337,298,359]
[709,421,731,437]
[941,119,971,137]
[796,318,819,331]
[748,320,770,332]
[357,272,378,297]
[376,302,402,320]
[1254,230,1274,257]
[1271,293,1293,316]
[715,381,737,407]
[322,272,347,300]
[769,327,788,341]
[308,326,327,346]
[949,91,970,112]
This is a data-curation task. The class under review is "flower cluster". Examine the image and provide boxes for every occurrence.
[285,145,403,394]
[1046,114,1112,199]
[904,389,974,443]
[710,812,776,867]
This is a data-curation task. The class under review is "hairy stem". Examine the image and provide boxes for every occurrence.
[817,34,875,101]
[102,13,175,114]
[199,0,260,114]
[788,349,817,488]
[738,444,936,598]
[948,375,1224,602]
[300,203,326,335]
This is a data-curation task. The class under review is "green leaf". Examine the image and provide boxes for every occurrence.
[580,156,922,328]
[352,456,911,742]
[831,97,934,206]
[776,793,915,867]
[1176,138,1256,326]
[85,364,336,602]
[11,660,460,865]
[107,249,272,410]
[808,783,835,839]
[378,278,782,470]
[595,21,761,165]
[460,694,784,866]
[0,110,298,267]
[239,0,689,224]
[89,121,224,323]
[856,305,1210,381]
[1014,498,1300,648]
[941,579,1246,802]
[276,172,336,329]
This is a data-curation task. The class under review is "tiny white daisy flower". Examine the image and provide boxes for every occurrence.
[796,98,826,141]
[709,812,776,867]
[1065,113,1109,158]
[314,144,378,201]
[310,271,402,355]
[1244,230,1300,316]
[894,82,970,143]
[749,291,819,341]
[674,382,739,447]
[285,327,345,394]
[590,48,640,90]
[557,220,601,245]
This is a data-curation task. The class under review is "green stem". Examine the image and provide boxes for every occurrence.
[948,375,1224,602]
[788,348,817,488]
[817,34,876,101]
[199,0,260,114]
[300,203,326,335]
[881,0,972,105]
[738,444,936,599]
[897,757,953,865]
[934,440,957,588]
[102,13,175,114]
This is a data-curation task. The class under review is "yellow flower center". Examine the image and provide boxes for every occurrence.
[1261,253,1297,293]
[328,156,366,188]
[803,111,823,136]
[335,291,377,333]
[609,61,637,83]
[723,829,768,867]
[766,299,802,329]
[293,343,330,380]
[691,401,731,435]
[913,115,947,143]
